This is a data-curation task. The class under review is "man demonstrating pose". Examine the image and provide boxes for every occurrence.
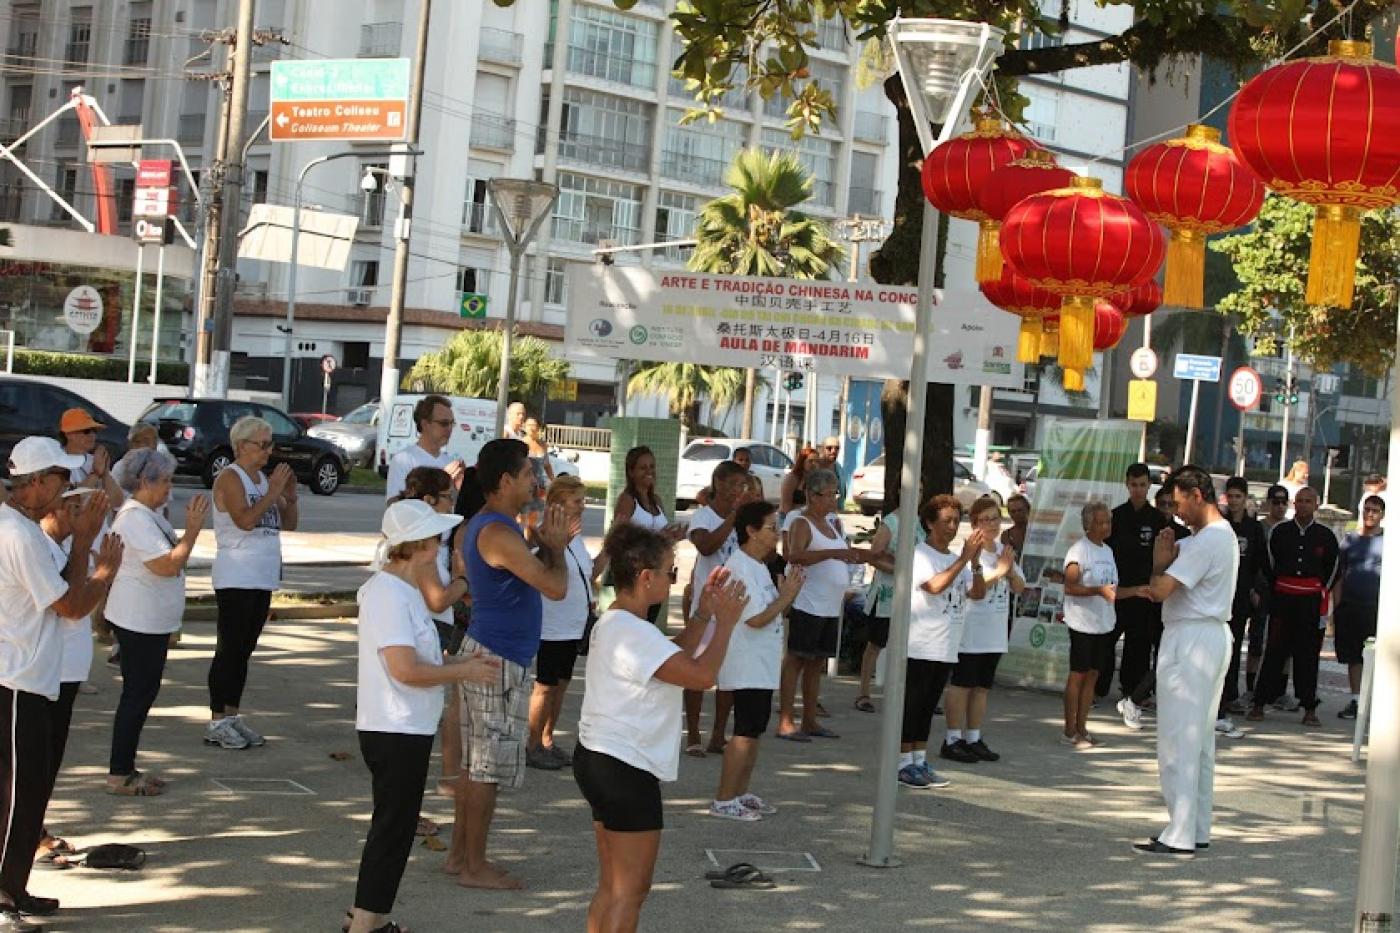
[1136,467,1239,858]
[448,439,568,890]
[1334,496,1384,720]
[385,395,465,500]
[1107,464,1168,702]
[1249,486,1338,727]
[1218,477,1267,732]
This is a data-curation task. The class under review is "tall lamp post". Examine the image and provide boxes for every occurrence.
[861,17,1005,870]
[488,178,559,436]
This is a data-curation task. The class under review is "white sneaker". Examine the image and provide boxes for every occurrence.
[709,799,761,822]
[737,793,777,815]
[1272,694,1301,712]
[204,718,249,750]
[1118,698,1144,731]
[230,715,265,747]
[1215,718,1245,738]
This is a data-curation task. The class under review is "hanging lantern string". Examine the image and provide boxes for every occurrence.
[971,0,1364,169]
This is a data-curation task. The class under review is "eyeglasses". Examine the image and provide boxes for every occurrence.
[431,419,454,428]
[242,439,274,451]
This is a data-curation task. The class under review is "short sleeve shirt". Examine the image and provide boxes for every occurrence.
[1063,537,1118,634]
[578,609,683,780]
[106,500,185,634]
[385,444,456,501]
[909,542,969,663]
[687,506,736,615]
[356,572,444,735]
[0,504,69,699]
[717,549,783,690]
[1163,519,1239,625]
[961,542,1018,654]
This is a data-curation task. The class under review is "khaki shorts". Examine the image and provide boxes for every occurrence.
[457,636,533,788]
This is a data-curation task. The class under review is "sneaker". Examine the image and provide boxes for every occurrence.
[13,894,57,917]
[230,716,265,747]
[1118,698,1144,731]
[897,764,930,789]
[1133,839,1195,859]
[1338,699,1359,720]
[525,745,563,770]
[0,907,41,932]
[203,718,249,750]
[548,743,572,765]
[920,764,952,788]
[1214,718,1245,739]
[939,740,980,764]
[710,798,761,821]
[737,793,777,815]
[964,739,1000,762]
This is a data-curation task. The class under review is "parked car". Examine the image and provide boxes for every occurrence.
[291,412,339,431]
[0,377,128,478]
[307,401,380,468]
[676,438,792,509]
[139,397,349,495]
[956,456,1014,505]
[850,453,997,516]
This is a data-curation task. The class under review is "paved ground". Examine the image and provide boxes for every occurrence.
[37,607,1374,933]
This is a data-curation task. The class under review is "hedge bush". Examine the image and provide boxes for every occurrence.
[10,349,189,385]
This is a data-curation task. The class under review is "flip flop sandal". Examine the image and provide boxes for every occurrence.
[131,770,167,789]
[685,743,707,758]
[34,853,79,871]
[107,773,163,796]
[774,731,812,743]
[37,836,77,859]
[705,861,758,881]
[803,727,841,739]
[854,697,876,713]
[705,741,727,755]
[371,922,410,933]
[709,863,776,890]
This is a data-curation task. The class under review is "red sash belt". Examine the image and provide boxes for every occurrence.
[1274,575,1329,614]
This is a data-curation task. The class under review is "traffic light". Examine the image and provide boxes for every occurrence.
[1273,376,1298,405]
[785,373,804,392]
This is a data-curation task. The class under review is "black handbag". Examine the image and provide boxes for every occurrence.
[569,549,600,656]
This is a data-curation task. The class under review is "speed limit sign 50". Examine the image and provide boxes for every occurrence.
[1228,366,1262,410]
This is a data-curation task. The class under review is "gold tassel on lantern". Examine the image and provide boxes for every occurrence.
[976,221,1004,284]
[1164,228,1206,309]
[1057,296,1095,372]
[1041,319,1060,358]
[1306,205,1362,308]
[1017,317,1042,363]
[1063,367,1085,392]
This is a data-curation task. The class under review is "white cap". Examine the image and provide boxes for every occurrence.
[381,498,462,547]
[8,436,85,477]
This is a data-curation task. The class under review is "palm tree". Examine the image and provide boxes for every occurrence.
[404,327,570,414]
[627,362,749,435]
[683,148,846,436]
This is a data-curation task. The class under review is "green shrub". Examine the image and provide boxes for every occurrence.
[11,349,189,384]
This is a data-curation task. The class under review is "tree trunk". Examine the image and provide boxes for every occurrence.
[741,367,757,438]
[870,73,954,511]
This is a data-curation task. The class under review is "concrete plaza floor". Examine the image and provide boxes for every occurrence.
[36,614,1371,932]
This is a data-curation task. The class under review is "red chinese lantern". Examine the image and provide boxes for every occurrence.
[1228,39,1400,308]
[1126,124,1265,309]
[1110,279,1163,318]
[973,150,1076,284]
[921,111,1039,280]
[1093,301,1129,350]
[979,265,1060,363]
[1000,176,1166,392]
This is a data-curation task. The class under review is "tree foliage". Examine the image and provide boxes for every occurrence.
[404,328,570,405]
[1211,195,1400,376]
[627,362,749,432]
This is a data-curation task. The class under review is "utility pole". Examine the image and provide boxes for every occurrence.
[380,0,431,411]
[190,40,233,396]
[836,215,890,470]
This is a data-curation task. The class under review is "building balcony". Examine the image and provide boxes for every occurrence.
[478,27,523,66]
[667,74,750,112]
[178,113,206,144]
[549,44,658,89]
[470,113,516,151]
[0,118,29,148]
[552,218,640,247]
[853,110,888,144]
[659,151,728,188]
[359,21,402,58]
[463,201,499,237]
[356,190,387,228]
[550,128,651,174]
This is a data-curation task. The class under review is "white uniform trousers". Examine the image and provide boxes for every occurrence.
[1155,619,1232,851]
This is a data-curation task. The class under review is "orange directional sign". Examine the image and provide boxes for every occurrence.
[270,100,407,142]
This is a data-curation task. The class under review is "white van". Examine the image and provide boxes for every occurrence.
[376,395,499,477]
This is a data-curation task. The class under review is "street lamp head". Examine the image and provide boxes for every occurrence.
[888,18,1006,155]
[487,178,561,252]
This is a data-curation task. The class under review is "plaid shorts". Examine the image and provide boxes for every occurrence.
[457,636,533,788]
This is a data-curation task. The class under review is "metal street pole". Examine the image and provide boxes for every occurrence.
[148,244,165,383]
[127,244,145,383]
[1280,334,1295,480]
[494,246,524,434]
[1235,413,1247,476]
[1184,378,1201,463]
[1139,314,1153,461]
[380,0,431,413]
[1353,292,1400,932]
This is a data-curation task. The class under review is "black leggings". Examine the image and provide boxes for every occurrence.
[354,731,433,914]
[46,682,80,797]
[0,686,53,902]
[209,588,272,716]
[110,625,171,775]
[901,659,953,745]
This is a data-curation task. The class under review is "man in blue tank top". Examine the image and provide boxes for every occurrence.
[448,438,569,891]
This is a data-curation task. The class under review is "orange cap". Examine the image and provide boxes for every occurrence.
[59,408,104,433]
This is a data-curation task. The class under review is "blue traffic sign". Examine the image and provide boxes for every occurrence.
[1172,353,1222,383]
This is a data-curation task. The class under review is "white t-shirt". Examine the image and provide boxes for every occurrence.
[355,572,444,735]
[717,549,783,690]
[540,536,594,642]
[1164,519,1240,626]
[385,443,457,501]
[909,542,970,663]
[106,500,186,635]
[687,505,736,615]
[961,543,1018,655]
[791,512,850,618]
[0,504,69,700]
[578,608,683,781]
[46,536,94,684]
[1062,537,1118,634]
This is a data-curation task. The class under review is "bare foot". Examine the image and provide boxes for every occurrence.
[456,864,524,890]
[442,855,463,875]
[436,777,461,798]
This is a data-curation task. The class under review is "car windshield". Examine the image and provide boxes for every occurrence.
[342,404,376,425]
[143,401,195,423]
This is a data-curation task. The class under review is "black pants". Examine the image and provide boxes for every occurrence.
[209,588,272,716]
[1256,594,1326,711]
[43,682,80,807]
[901,659,953,745]
[0,686,54,901]
[1116,597,1162,699]
[354,731,433,914]
[1220,600,1250,709]
[110,625,171,776]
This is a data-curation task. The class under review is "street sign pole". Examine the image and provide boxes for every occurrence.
[148,243,165,384]
[1185,378,1201,464]
[127,244,145,384]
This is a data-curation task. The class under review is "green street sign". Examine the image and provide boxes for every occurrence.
[460,293,488,319]
[270,59,411,103]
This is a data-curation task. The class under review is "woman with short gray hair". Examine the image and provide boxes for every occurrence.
[105,448,210,794]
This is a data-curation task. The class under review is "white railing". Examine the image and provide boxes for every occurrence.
[548,424,611,451]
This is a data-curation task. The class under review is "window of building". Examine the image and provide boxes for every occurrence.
[53,168,77,221]
[760,128,837,206]
[661,112,746,187]
[66,8,93,64]
[552,171,643,246]
[848,151,880,216]
[545,257,569,305]
[764,60,845,119]
[456,265,490,296]
[116,177,135,224]
[563,6,659,88]
[655,191,697,261]
[358,162,388,227]
[546,88,653,173]
[249,169,268,205]
[10,7,40,59]
[7,86,32,127]
[350,259,380,287]
[342,341,371,369]
[463,168,496,234]
[125,6,152,65]
[1022,89,1060,142]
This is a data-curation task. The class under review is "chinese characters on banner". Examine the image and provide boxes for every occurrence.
[565,266,1022,388]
